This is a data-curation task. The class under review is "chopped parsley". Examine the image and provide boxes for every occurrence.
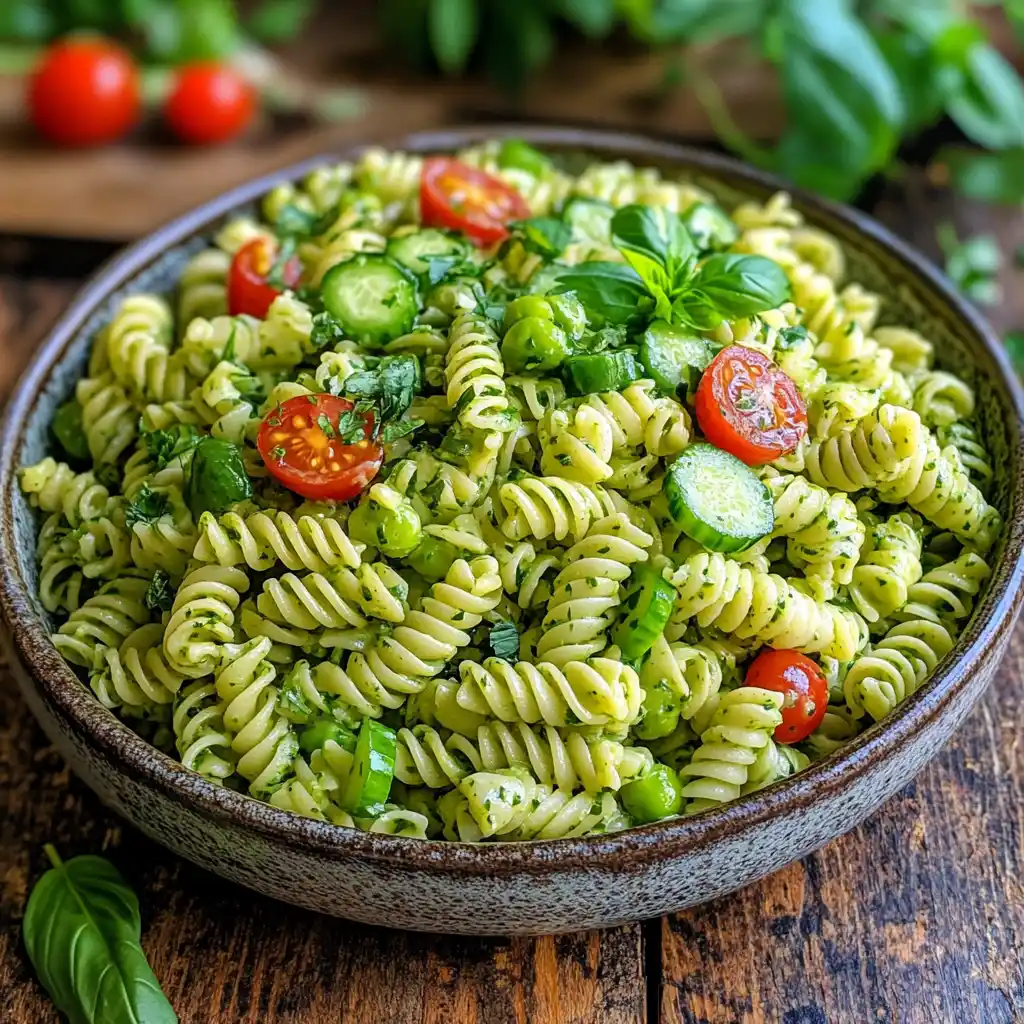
[125,484,171,527]
[144,569,175,613]
[488,620,520,663]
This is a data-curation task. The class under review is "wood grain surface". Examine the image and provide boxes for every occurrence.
[1,176,1024,1023]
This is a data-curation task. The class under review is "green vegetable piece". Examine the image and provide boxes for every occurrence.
[497,138,552,177]
[405,536,458,581]
[23,845,178,1024]
[51,399,89,464]
[682,201,739,252]
[635,681,682,742]
[555,261,652,328]
[620,763,683,823]
[502,317,570,373]
[341,718,397,816]
[186,437,252,520]
[663,444,774,554]
[386,228,467,277]
[488,620,520,662]
[299,718,357,755]
[320,254,420,347]
[546,293,588,343]
[686,253,792,321]
[504,294,555,328]
[142,423,202,470]
[349,493,422,558]
[611,564,677,661]
[561,197,614,246]
[639,320,716,394]
[509,217,572,259]
[564,351,643,396]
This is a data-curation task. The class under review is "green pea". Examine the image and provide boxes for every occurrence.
[504,294,554,329]
[349,496,422,558]
[546,293,588,343]
[620,763,683,824]
[497,139,552,178]
[298,718,357,755]
[634,682,681,741]
[51,399,90,464]
[405,536,458,581]
[187,437,252,519]
[502,317,570,373]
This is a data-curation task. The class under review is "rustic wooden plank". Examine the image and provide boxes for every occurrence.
[660,181,1024,1024]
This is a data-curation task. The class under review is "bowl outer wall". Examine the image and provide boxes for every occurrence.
[1,125,1022,935]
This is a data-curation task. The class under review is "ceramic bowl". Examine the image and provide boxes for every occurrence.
[3,127,1023,936]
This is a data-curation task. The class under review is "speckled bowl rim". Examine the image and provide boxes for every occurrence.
[3,125,1024,877]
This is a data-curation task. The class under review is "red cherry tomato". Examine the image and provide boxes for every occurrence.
[164,63,255,145]
[745,649,828,744]
[28,39,139,147]
[227,238,302,319]
[420,157,530,246]
[257,395,384,502]
[695,345,807,466]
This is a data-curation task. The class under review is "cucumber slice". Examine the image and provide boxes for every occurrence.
[386,229,467,277]
[340,718,397,815]
[612,565,677,661]
[639,320,717,395]
[663,443,773,553]
[682,201,739,252]
[561,197,614,245]
[320,255,419,347]
[564,350,643,396]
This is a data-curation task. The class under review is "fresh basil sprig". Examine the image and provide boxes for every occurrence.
[556,203,790,331]
[23,845,178,1024]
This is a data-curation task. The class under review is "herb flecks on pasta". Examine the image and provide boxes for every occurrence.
[22,140,1001,841]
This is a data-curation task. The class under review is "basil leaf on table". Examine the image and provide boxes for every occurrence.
[940,43,1024,150]
[687,253,792,319]
[23,845,177,1024]
[554,262,653,327]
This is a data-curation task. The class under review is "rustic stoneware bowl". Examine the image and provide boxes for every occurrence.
[3,127,1023,936]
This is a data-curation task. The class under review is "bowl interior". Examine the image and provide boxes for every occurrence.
[3,126,1024,865]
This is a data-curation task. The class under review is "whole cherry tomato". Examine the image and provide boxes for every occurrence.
[420,157,530,246]
[695,345,807,466]
[227,238,302,319]
[745,649,828,744]
[257,394,384,502]
[28,39,139,147]
[164,63,255,145]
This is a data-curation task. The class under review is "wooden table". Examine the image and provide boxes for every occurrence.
[1,170,1023,1024]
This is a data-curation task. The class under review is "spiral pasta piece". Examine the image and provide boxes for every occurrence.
[498,474,618,543]
[193,508,363,573]
[162,565,249,678]
[19,458,111,527]
[876,430,1001,552]
[51,576,150,669]
[105,294,191,402]
[173,679,236,782]
[843,619,954,722]
[445,311,514,434]
[90,622,186,713]
[764,472,865,586]
[677,687,785,813]
[177,247,230,326]
[848,513,923,626]
[893,550,990,627]
[456,655,643,729]
[536,514,653,665]
[667,552,866,661]
[804,404,921,492]
[936,422,993,493]
[76,373,138,466]
[37,515,86,614]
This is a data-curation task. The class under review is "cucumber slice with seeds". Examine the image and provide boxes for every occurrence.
[320,254,419,347]
[561,197,614,245]
[639,320,717,395]
[387,229,467,277]
[564,350,642,396]
[664,443,773,553]
[612,565,677,661]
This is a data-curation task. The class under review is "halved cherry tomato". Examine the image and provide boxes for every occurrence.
[420,157,530,246]
[257,395,383,502]
[227,238,302,319]
[745,649,828,744]
[28,39,139,147]
[695,345,806,466]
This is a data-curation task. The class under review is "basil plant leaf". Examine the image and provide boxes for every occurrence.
[509,216,572,259]
[611,203,694,276]
[554,262,653,327]
[23,846,178,1024]
[689,253,792,318]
